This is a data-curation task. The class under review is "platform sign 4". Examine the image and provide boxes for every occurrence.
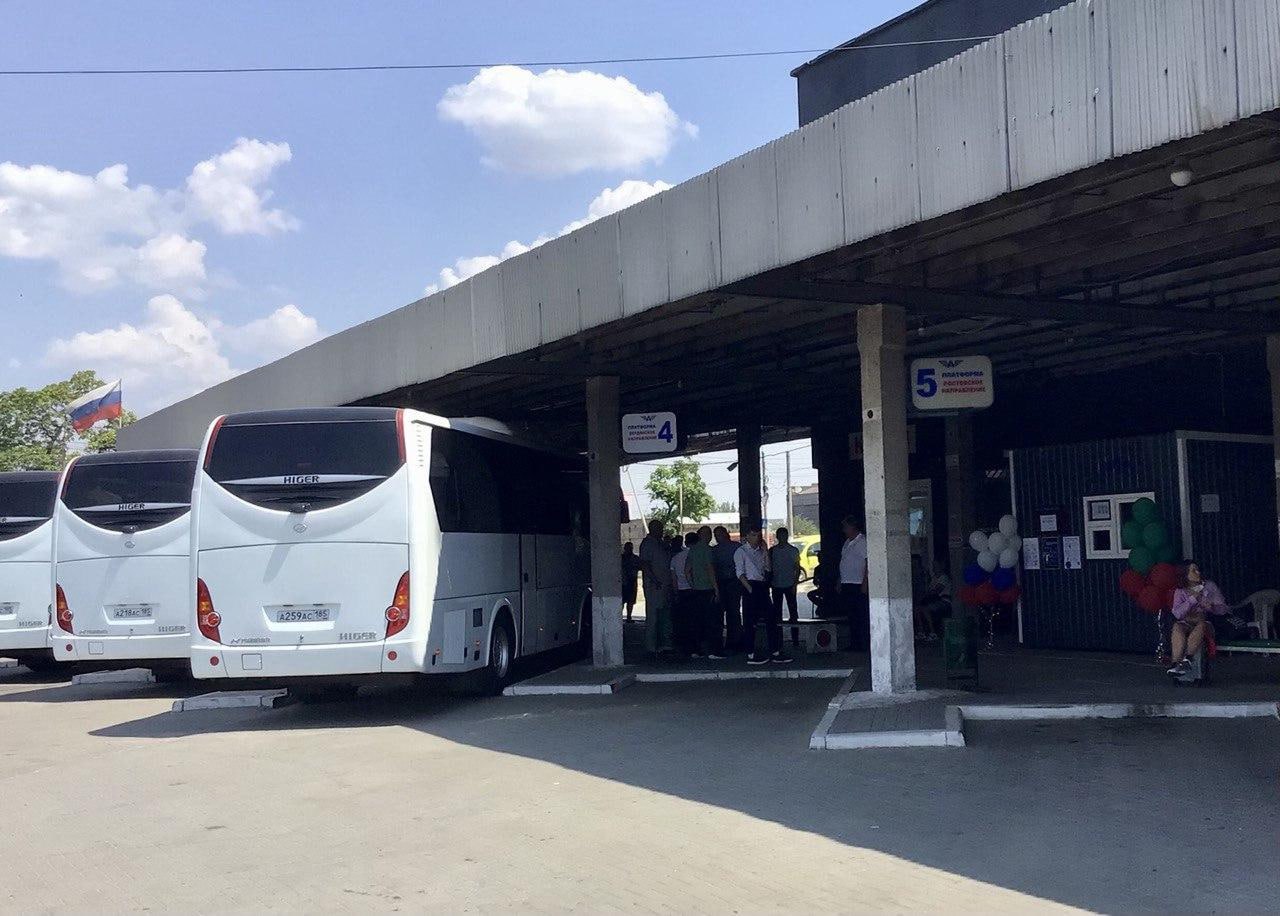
[622,412,677,454]
[910,356,994,410]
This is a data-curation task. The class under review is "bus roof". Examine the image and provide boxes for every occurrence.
[220,407,399,427]
[0,470,60,484]
[74,449,199,467]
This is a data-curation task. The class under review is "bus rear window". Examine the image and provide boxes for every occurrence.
[207,420,403,512]
[63,461,196,532]
[0,478,58,541]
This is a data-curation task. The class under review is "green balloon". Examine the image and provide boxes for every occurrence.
[1132,498,1158,525]
[1142,521,1169,549]
[1128,545,1155,575]
[1156,542,1179,564]
[1121,520,1144,550]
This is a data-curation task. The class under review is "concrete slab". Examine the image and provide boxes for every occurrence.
[504,674,635,696]
[824,728,958,750]
[171,689,291,712]
[72,668,156,686]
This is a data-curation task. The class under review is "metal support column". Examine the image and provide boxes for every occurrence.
[857,305,917,694]
[945,414,977,617]
[737,424,763,529]
[1268,337,1280,555]
[586,376,624,668]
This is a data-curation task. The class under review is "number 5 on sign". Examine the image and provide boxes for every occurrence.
[909,356,994,411]
[914,367,937,398]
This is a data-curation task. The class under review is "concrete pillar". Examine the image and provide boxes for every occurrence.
[945,414,977,617]
[737,424,763,529]
[586,376,624,668]
[1268,337,1280,553]
[857,305,917,694]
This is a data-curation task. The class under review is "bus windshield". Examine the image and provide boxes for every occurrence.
[207,419,403,512]
[0,476,58,541]
[63,460,196,532]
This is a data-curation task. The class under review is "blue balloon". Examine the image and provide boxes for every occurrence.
[963,563,987,585]
[992,567,1016,590]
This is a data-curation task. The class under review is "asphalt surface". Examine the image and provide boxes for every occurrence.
[1,664,1277,913]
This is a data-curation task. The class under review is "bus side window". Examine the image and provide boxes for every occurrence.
[428,430,463,532]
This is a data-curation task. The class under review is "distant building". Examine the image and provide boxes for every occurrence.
[791,484,820,528]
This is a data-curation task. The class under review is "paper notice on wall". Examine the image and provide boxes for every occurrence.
[1062,536,1082,570]
[1022,538,1041,570]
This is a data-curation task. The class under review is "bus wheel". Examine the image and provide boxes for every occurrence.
[577,599,593,660]
[481,617,514,695]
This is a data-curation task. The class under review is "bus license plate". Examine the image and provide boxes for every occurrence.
[111,604,153,620]
[275,607,332,623]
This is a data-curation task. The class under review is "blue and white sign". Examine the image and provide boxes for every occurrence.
[910,356,994,410]
[622,412,678,454]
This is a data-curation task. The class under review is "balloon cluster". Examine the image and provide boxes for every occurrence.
[1117,497,1179,614]
[959,514,1023,607]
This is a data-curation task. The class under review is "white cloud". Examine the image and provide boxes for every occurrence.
[0,139,296,294]
[426,178,671,293]
[438,66,695,177]
[44,295,322,414]
[185,138,298,235]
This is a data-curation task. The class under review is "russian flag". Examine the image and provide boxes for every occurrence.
[67,379,123,433]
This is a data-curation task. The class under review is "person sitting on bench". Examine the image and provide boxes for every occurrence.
[1167,560,1227,677]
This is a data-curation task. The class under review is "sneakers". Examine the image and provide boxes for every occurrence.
[770,652,794,664]
[747,654,770,666]
[707,652,728,660]
[1167,658,1191,676]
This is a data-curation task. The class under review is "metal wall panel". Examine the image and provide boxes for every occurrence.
[1109,0,1239,156]
[569,215,624,332]
[775,112,845,265]
[532,233,583,344]
[1006,0,1114,189]
[437,282,475,375]
[498,251,541,355]
[916,38,1012,220]
[618,192,668,317]
[715,144,780,284]
[839,76,922,241]
[663,172,721,302]
[1184,437,1280,599]
[469,267,505,364]
[1235,0,1280,117]
[1013,433,1181,653]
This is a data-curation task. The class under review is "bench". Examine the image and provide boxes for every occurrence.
[1216,640,1280,655]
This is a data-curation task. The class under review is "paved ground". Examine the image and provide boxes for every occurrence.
[2,664,1278,913]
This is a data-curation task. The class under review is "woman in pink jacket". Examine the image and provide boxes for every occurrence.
[1166,560,1227,676]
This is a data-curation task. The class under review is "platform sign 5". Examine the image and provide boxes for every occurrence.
[910,356,994,410]
[622,412,678,454]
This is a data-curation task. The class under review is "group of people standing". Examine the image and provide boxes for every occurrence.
[626,520,805,665]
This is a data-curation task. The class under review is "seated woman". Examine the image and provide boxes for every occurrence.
[1167,560,1227,676]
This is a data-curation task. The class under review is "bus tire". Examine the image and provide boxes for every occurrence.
[576,598,593,660]
[481,614,515,695]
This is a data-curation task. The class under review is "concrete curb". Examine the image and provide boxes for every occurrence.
[504,674,636,696]
[72,668,156,686]
[809,672,859,749]
[637,667,853,684]
[825,729,958,749]
[171,689,292,712]
[955,701,1280,722]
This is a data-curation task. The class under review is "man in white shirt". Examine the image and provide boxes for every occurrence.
[639,520,673,654]
[670,531,698,656]
[839,515,870,651]
[735,525,791,665]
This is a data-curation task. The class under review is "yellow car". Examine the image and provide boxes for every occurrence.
[793,534,822,582]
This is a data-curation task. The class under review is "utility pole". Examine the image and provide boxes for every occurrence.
[760,451,769,535]
[785,451,794,534]
[678,481,684,530]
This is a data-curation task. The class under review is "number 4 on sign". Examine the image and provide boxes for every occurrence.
[658,420,673,443]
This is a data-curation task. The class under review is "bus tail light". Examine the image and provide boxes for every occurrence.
[196,578,222,644]
[203,416,226,469]
[385,572,410,638]
[54,584,74,634]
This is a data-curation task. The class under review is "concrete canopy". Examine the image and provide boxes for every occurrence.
[123,0,1280,454]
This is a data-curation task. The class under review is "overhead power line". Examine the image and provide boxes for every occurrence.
[0,36,998,77]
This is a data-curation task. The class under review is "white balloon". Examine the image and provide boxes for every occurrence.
[999,547,1020,569]
[968,531,989,553]
[986,532,1007,555]
[999,515,1019,538]
[977,550,999,573]
[1008,533,1022,551]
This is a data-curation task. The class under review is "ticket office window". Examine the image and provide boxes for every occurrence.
[1082,491,1155,560]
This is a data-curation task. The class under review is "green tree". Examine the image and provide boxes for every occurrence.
[790,515,819,537]
[0,372,134,471]
[715,500,737,514]
[645,458,715,531]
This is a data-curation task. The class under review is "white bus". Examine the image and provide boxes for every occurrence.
[52,450,199,677]
[191,407,591,691]
[0,471,59,671]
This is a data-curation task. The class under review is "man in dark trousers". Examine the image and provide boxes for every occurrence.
[736,524,791,666]
[839,515,869,651]
[712,525,743,652]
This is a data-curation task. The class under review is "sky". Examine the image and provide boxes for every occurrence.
[0,0,919,515]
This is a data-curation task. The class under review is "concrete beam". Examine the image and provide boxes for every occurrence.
[857,305,917,694]
[586,376,624,667]
[1269,336,1280,556]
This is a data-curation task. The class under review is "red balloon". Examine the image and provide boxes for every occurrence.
[1137,585,1164,613]
[974,582,999,606]
[1149,563,1179,592]
[997,585,1022,605]
[1119,569,1147,598]
[958,585,979,606]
